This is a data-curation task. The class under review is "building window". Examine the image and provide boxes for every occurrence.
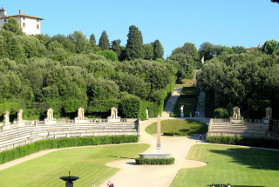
[23,22,25,27]
[4,19,6,22]
[37,24,39,29]
[23,17,25,20]
[37,19,39,22]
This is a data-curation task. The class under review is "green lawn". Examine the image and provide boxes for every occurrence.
[0,144,149,187]
[172,87,200,117]
[175,79,195,88]
[145,119,207,136]
[171,144,279,187]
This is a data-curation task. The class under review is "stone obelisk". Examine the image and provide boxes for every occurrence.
[156,114,161,153]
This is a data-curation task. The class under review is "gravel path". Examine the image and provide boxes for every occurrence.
[99,119,206,187]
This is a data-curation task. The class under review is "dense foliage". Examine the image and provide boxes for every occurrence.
[0,135,138,164]
[197,40,279,119]
[135,157,175,165]
[0,19,176,121]
[206,136,279,148]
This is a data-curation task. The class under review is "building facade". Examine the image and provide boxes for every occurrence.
[0,8,43,35]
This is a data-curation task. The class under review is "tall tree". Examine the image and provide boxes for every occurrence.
[153,39,164,59]
[89,34,96,45]
[2,17,23,34]
[143,44,153,60]
[111,39,121,57]
[171,42,199,60]
[261,40,279,55]
[125,25,143,60]
[198,42,215,61]
[98,31,110,50]
[68,31,89,54]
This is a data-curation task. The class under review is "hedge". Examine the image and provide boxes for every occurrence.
[163,131,187,136]
[206,136,279,148]
[135,157,175,165]
[0,135,138,164]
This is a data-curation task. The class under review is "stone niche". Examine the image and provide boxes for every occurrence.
[230,106,243,123]
[75,107,88,123]
[45,108,56,124]
[108,107,121,122]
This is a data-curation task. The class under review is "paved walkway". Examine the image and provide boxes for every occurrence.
[99,87,209,187]
[100,119,206,187]
[161,88,182,118]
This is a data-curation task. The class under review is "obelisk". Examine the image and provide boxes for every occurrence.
[156,114,161,153]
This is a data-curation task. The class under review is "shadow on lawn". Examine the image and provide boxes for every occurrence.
[207,185,266,187]
[210,148,279,171]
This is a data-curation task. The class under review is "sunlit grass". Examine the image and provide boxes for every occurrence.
[0,144,149,187]
[171,144,279,187]
[145,119,207,136]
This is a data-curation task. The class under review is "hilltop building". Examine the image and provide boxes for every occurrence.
[0,7,43,35]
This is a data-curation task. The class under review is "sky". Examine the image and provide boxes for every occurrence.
[1,0,279,58]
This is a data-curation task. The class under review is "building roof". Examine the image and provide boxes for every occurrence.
[0,14,44,20]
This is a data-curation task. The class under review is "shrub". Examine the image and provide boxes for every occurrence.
[163,131,176,136]
[97,50,119,61]
[135,157,175,165]
[0,136,138,164]
[214,108,229,118]
[206,136,279,148]
[120,94,141,118]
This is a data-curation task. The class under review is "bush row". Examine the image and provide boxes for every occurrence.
[206,136,279,148]
[135,157,175,165]
[163,131,187,136]
[0,135,138,164]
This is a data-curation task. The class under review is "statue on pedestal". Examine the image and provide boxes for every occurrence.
[46,108,54,121]
[77,107,85,120]
[4,111,10,125]
[17,109,23,122]
[180,105,184,117]
[265,107,272,120]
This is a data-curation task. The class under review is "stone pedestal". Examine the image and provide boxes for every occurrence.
[180,112,184,117]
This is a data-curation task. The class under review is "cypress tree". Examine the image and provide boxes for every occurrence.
[125,25,143,60]
[98,31,110,50]
[90,34,96,45]
[153,39,164,60]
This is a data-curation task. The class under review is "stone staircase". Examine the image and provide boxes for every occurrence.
[208,119,269,138]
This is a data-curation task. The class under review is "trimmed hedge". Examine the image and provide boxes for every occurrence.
[163,131,187,136]
[206,136,279,148]
[135,157,175,165]
[0,135,138,164]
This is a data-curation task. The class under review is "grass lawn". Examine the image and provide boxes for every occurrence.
[145,119,207,136]
[172,87,200,117]
[0,144,149,187]
[175,79,195,88]
[171,144,279,187]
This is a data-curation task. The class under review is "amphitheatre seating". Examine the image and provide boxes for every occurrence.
[0,119,139,152]
[208,119,270,138]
